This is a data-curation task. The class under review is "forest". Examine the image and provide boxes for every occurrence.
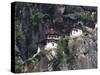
[14,2,97,73]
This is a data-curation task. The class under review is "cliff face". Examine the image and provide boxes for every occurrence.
[68,29,97,69]
[14,2,97,73]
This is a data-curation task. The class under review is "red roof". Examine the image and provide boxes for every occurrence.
[46,28,60,35]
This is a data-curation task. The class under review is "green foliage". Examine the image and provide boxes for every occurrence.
[16,32,25,40]
[39,48,48,57]
[57,38,68,69]
[15,57,24,73]
[32,8,49,24]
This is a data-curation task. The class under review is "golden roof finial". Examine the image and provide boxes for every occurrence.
[50,28,53,31]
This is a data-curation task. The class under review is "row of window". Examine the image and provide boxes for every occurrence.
[47,35,59,38]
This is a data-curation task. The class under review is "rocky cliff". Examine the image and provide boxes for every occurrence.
[14,2,97,73]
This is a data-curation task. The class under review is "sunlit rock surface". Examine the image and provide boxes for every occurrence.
[68,28,97,69]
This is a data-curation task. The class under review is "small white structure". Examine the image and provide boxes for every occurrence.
[45,42,58,61]
[45,42,57,50]
[70,28,83,38]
